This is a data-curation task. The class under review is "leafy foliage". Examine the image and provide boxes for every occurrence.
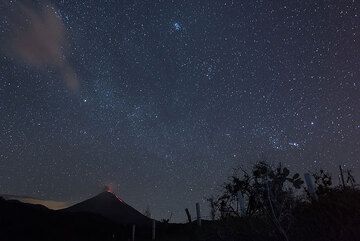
[212,162,304,240]
[313,169,332,195]
[214,162,303,217]
[206,163,359,241]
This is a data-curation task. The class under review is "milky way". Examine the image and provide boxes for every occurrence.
[0,1,359,221]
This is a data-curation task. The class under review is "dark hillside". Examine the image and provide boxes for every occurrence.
[0,197,127,241]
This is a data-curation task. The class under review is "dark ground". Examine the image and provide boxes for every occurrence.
[0,188,359,241]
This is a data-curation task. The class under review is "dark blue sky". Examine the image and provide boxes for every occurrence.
[0,0,359,221]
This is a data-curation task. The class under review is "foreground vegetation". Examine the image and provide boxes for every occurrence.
[0,162,358,241]
[200,162,360,241]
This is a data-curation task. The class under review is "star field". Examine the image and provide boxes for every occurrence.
[0,0,359,221]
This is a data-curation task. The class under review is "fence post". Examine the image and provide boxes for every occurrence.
[339,165,345,188]
[304,173,318,200]
[185,208,192,223]
[152,219,156,240]
[196,202,201,227]
[132,224,136,241]
[237,192,246,216]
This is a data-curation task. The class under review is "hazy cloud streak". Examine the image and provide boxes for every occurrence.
[2,1,79,91]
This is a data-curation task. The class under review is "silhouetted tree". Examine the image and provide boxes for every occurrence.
[212,162,303,241]
[346,169,356,188]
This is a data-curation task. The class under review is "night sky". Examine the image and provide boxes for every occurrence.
[0,0,359,221]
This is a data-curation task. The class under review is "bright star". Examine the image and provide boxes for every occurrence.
[174,22,181,31]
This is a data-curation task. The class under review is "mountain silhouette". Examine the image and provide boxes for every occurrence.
[0,196,126,241]
[63,191,151,226]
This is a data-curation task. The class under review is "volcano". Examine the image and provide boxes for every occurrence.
[63,191,151,226]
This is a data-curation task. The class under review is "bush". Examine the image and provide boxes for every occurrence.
[208,162,359,241]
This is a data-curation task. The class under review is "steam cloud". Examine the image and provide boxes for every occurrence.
[2,1,79,91]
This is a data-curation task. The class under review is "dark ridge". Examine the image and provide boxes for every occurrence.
[0,196,127,241]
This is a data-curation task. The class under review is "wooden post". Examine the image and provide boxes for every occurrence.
[209,198,216,221]
[132,224,136,241]
[185,208,192,223]
[152,219,156,240]
[196,202,201,227]
[339,165,345,188]
[304,173,317,200]
[237,192,246,216]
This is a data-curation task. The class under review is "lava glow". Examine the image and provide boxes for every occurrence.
[103,185,124,202]
[104,185,112,193]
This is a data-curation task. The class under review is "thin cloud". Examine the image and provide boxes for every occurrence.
[2,1,79,91]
